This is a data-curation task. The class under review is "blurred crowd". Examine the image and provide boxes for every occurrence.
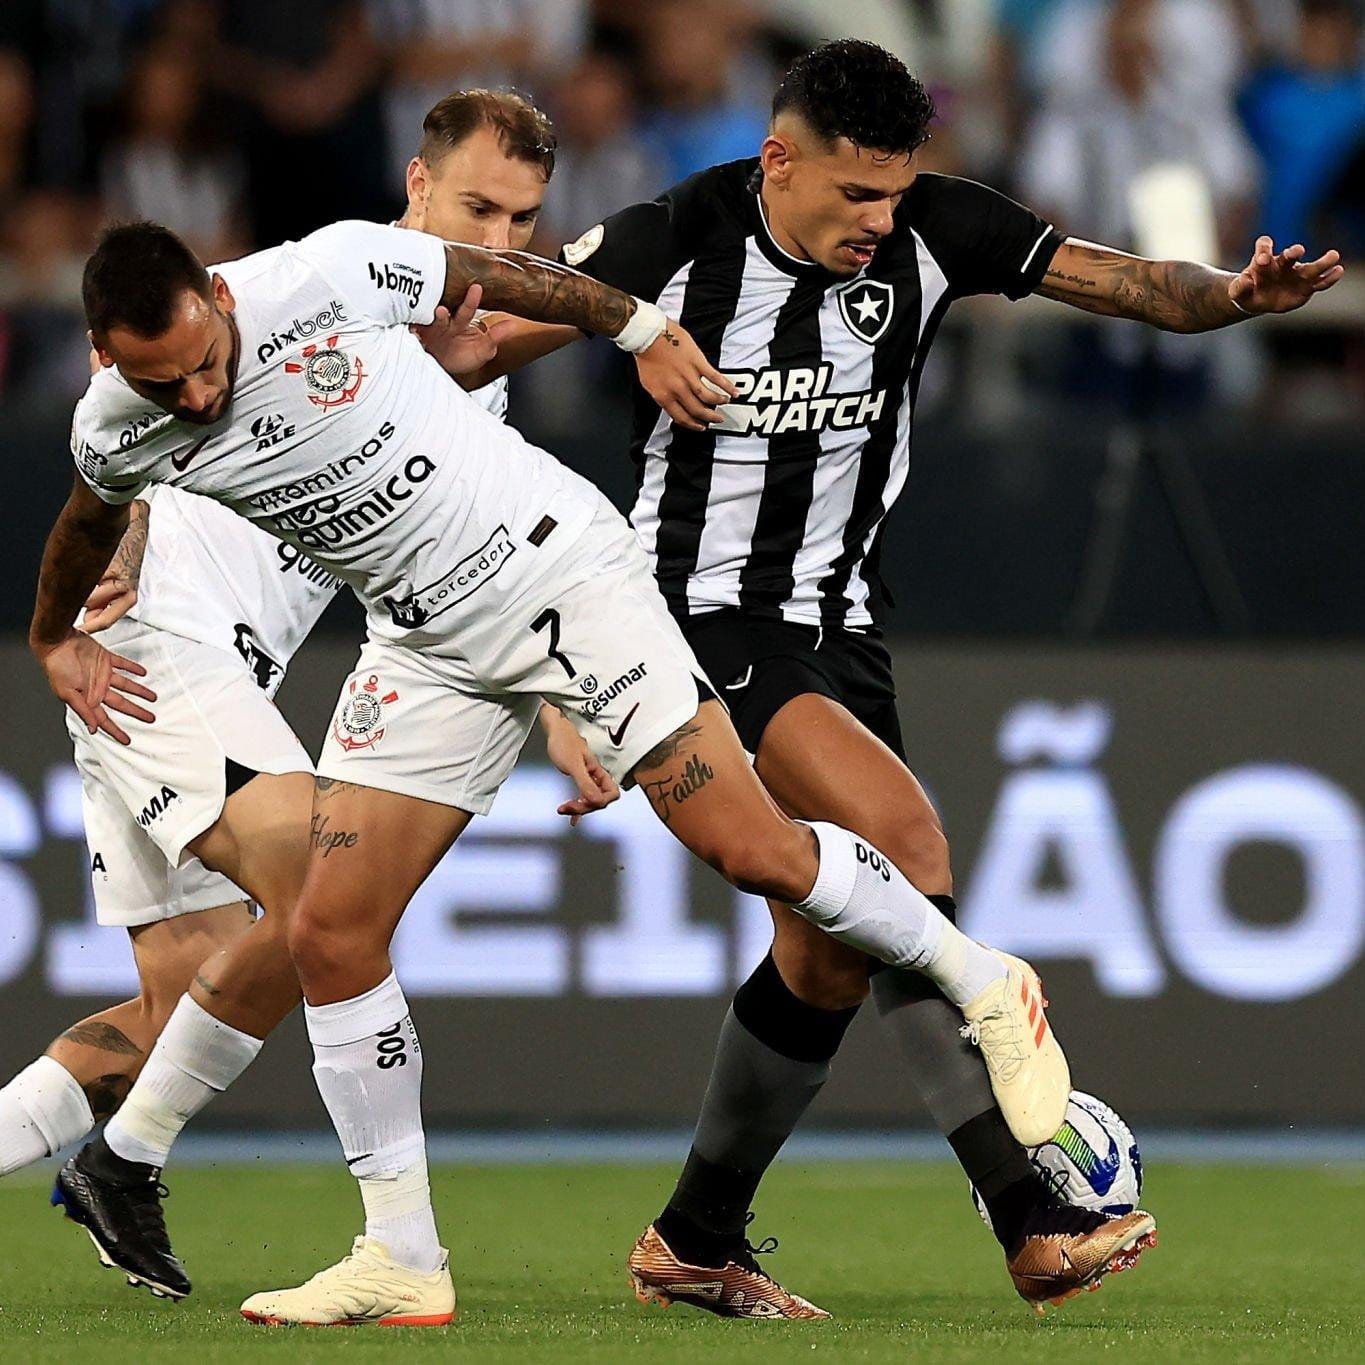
[2,0,1364,417]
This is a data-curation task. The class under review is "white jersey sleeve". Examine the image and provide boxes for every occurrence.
[296,221,449,328]
[469,374,509,421]
[70,369,165,505]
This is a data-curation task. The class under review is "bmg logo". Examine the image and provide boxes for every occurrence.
[367,261,423,308]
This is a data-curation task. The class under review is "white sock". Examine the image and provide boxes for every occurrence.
[306,973,442,1274]
[0,1058,95,1175]
[104,995,262,1168]
[793,822,1005,1007]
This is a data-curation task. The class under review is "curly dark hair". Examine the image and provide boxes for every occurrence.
[772,39,935,157]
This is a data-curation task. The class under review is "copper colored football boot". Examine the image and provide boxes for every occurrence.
[1007,1205,1157,1315]
[627,1224,830,1320]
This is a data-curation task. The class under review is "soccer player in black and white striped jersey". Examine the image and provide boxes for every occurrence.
[465,39,1343,1317]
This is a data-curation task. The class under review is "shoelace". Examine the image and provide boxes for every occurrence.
[309,1238,376,1283]
[959,1008,1027,1081]
[733,1213,781,1277]
[128,1179,174,1252]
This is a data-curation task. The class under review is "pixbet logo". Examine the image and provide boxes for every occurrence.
[367,261,423,308]
[255,300,348,362]
[118,412,161,450]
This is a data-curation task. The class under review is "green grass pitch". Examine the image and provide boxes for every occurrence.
[1,1160,1361,1362]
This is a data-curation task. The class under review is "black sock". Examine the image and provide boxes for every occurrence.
[657,953,859,1267]
[656,1151,765,1266]
[947,1109,1050,1250]
[872,892,1049,1249]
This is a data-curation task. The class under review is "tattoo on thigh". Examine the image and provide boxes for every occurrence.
[59,1021,142,1056]
[636,720,704,773]
[642,754,715,824]
[83,1073,132,1122]
[310,813,360,857]
[193,972,221,996]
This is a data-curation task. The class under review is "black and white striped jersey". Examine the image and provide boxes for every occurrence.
[562,159,1062,629]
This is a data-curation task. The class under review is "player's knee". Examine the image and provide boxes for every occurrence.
[286,900,354,988]
[773,917,872,1008]
[881,815,952,894]
[706,824,814,902]
[779,954,870,1009]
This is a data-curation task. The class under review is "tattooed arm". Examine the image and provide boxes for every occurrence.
[82,497,150,632]
[441,243,639,340]
[1037,236,1345,334]
[30,476,156,744]
[438,245,737,430]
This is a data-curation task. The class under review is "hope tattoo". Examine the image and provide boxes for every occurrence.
[310,813,359,857]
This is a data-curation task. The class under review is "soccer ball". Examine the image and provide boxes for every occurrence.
[971,1091,1143,1231]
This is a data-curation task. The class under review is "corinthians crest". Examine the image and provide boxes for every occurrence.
[285,335,365,409]
[333,674,399,751]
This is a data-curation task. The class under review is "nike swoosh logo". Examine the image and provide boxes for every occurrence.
[724,666,752,691]
[607,703,641,747]
[171,434,213,472]
[345,1152,374,1167]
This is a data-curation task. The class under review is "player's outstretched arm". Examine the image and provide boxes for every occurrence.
[1036,237,1345,333]
[29,477,156,745]
[440,243,737,430]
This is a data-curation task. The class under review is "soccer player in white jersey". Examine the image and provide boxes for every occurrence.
[1,89,624,1298]
[0,489,328,1226]
[30,215,1070,1328]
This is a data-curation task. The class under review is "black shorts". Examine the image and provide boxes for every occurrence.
[680,610,906,761]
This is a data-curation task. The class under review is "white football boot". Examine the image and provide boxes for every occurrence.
[240,1236,456,1327]
[960,951,1071,1146]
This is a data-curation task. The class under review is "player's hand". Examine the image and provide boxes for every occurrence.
[634,320,738,432]
[34,629,156,745]
[82,578,138,632]
[412,284,499,377]
[542,707,620,825]
[1229,236,1345,316]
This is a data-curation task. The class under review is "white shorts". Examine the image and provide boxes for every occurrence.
[317,502,712,813]
[69,618,313,921]
[77,757,249,928]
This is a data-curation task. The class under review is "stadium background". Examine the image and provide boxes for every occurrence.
[1,0,1363,1139]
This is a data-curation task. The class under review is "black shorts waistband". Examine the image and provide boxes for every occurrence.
[679,608,880,652]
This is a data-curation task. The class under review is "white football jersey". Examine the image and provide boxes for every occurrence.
[72,221,600,658]
[471,373,509,421]
[128,484,343,698]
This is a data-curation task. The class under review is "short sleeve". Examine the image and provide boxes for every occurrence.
[297,220,448,326]
[558,199,680,304]
[908,175,1064,300]
[70,396,148,505]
